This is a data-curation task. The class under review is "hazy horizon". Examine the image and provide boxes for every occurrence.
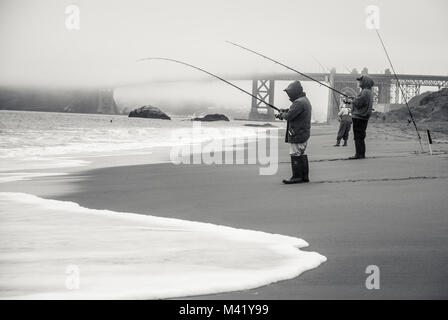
[0,0,447,89]
[1,0,447,119]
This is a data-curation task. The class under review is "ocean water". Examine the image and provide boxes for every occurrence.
[0,110,265,159]
[0,110,275,180]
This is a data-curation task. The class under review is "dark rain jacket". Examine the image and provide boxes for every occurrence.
[351,75,374,120]
[282,81,312,144]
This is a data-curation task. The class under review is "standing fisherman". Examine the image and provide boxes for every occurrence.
[334,101,352,147]
[347,75,374,159]
[276,80,312,184]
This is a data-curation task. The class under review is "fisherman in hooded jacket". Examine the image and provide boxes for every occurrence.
[276,80,312,184]
[346,75,374,159]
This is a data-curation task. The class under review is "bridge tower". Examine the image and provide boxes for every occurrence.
[97,89,119,114]
[390,83,421,104]
[326,69,338,122]
[249,79,275,121]
[377,69,392,104]
[329,68,359,122]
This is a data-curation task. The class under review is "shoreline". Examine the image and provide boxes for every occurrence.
[1,192,327,299]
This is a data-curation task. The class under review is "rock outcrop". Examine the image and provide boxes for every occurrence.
[192,114,229,122]
[128,106,171,120]
[382,88,448,122]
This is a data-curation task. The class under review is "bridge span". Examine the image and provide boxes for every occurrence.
[99,69,448,122]
[224,69,448,121]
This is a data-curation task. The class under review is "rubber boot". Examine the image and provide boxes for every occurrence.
[301,154,309,182]
[348,140,362,159]
[359,140,366,158]
[283,155,305,184]
[343,140,348,146]
[333,139,341,147]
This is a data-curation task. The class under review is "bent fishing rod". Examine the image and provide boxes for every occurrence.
[374,29,423,152]
[137,57,280,112]
[226,41,350,98]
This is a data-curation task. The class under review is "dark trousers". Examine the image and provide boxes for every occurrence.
[337,120,352,142]
[352,118,369,156]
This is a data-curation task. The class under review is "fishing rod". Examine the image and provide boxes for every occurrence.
[374,29,423,152]
[137,57,280,112]
[226,41,350,98]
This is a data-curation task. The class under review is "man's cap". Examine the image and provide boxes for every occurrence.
[283,80,303,91]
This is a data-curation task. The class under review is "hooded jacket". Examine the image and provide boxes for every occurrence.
[351,75,374,120]
[282,81,312,144]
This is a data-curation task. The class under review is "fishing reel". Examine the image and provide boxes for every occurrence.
[342,96,355,105]
[275,109,289,120]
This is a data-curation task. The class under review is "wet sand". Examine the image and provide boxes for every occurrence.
[3,123,448,299]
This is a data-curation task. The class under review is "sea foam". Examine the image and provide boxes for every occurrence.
[0,192,326,300]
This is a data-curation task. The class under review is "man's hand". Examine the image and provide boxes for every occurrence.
[275,109,288,120]
[342,97,354,105]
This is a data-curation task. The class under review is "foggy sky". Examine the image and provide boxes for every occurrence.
[0,0,447,89]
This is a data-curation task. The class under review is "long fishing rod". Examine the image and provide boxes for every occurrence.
[226,41,350,98]
[137,57,280,112]
[374,29,423,152]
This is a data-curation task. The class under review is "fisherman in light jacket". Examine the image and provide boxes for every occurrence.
[334,102,352,147]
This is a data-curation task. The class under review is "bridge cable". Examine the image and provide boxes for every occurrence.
[226,41,350,98]
[137,57,280,112]
[374,29,423,152]
[310,54,349,117]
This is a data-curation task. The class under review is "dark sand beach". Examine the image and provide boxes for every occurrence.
[3,123,448,299]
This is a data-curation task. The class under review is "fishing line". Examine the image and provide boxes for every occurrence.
[226,41,350,98]
[374,29,423,152]
[310,54,349,116]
